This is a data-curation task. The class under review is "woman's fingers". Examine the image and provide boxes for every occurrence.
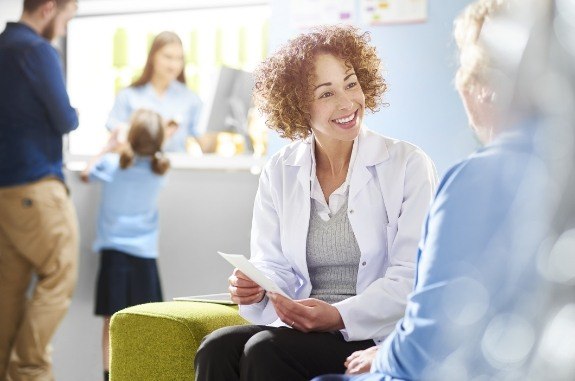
[344,350,362,367]
[230,269,259,287]
[230,289,265,305]
[228,268,264,305]
[269,293,313,331]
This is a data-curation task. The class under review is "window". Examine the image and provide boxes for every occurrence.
[65,1,270,158]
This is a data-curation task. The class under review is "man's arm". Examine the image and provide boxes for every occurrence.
[22,42,78,134]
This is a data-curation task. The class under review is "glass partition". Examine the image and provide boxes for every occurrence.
[65,2,270,158]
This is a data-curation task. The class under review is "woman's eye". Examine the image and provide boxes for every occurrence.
[319,91,333,99]
[346,82,357,89]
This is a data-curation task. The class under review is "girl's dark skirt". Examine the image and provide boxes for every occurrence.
[95,248,163,316]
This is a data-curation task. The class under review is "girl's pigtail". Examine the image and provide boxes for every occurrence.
[151,151,170,175]
[119,145,135,169]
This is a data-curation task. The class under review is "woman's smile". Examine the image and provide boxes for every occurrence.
[332,110,358,130]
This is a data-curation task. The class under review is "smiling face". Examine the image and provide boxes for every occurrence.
[309,53,366,145]
[152,42,185,83]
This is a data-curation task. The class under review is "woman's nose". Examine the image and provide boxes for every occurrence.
[337,93,354,110]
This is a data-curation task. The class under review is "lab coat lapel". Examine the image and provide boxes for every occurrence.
[284,139,312,194]
[284,141,312,281]
[349,129,390,201]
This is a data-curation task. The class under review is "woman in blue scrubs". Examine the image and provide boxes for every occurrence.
[106,31,202,153]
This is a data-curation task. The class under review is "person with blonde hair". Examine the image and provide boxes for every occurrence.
[82,109,170,381]
[106,31,202,152]
[314,0,558,379]
[194,24,437,381]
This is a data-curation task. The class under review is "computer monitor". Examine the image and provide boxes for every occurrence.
[198,66,255,153]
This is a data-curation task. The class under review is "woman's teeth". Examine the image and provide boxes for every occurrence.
[334,112,355,124]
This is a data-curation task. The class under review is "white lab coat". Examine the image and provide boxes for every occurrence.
[240,128,438,343]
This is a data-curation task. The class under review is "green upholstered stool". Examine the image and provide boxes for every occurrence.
[109,301,248,381]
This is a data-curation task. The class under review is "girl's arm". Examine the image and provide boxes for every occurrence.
[80,130,124,182]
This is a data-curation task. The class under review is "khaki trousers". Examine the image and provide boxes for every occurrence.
[0,178,79,381]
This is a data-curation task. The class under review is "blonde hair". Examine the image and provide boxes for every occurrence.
[454,0,507,92]
[119,109,170,175]
[254,25,386,140]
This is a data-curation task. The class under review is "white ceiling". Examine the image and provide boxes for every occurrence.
[77,0,268,17]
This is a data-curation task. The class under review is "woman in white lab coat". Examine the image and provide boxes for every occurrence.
[194,25,438,381]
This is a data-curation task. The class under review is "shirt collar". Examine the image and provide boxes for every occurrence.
[309,134,359,190]
[142,81,178,99]
[8,22,39,37]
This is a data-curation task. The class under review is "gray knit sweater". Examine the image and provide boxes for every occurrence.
[306,199,361,304]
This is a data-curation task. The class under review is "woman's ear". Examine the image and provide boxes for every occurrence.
[476,87,496,104]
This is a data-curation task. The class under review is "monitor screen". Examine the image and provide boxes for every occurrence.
[198,66,255,152]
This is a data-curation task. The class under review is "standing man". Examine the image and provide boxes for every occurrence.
[0,0,79,380]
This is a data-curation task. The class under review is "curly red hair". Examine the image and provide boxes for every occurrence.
[254,25,387,140]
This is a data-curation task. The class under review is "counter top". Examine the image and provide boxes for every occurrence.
[66,153,267,173]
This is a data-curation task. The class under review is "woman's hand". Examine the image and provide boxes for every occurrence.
[165,119,179,139]
[79,169,90,183]
[268,293,344,332]
[228,268,265,305]
[344,346,379,375]
[103,128,126,153]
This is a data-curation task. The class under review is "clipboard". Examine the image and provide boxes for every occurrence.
[173,292,235,305]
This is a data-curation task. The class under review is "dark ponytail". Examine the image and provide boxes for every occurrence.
[151,151,170,175]
[119,145,135,169]
[122,109,169,174]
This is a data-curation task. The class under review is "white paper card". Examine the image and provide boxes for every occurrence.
[217,251,290,298]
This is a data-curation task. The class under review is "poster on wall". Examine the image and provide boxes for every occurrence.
[361,0,428,25]
[290,0,356,30]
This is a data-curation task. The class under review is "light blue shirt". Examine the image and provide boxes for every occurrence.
[90,153,167,258]
[106,81,202,152]
[333,122,548,381]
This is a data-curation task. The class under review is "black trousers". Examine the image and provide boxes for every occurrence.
[194,325,373,381]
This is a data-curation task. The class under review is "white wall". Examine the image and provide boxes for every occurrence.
[0,0,21,27]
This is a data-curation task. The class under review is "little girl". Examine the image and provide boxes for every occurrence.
[81,108,170,381]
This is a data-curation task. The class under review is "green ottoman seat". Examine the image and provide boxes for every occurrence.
[110,301,248,381]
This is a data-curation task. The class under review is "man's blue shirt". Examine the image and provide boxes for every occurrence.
[0,22,78,186]
[367,123,547,380]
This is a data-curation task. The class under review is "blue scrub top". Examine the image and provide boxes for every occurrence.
[89,153,167,258]
[106,81,202,152]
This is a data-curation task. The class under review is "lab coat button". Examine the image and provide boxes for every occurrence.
[362,261,366,266]
[349,209,354,214]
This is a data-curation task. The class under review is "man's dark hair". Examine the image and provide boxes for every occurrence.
[23,0,74,13]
